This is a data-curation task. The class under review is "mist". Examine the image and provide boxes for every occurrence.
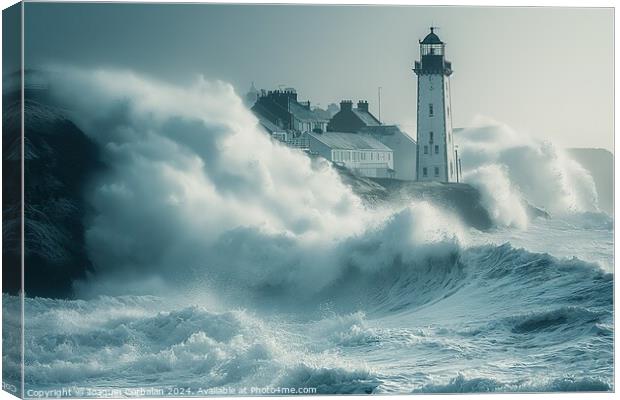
[457,117,600,220]
[45,68,604,307]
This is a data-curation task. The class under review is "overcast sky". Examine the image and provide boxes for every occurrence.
[23,3,613,151]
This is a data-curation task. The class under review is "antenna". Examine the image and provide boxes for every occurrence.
[378,86,382,123]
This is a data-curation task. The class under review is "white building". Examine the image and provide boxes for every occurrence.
[307,131,394,178]
[414,27,458,182]
[329,101,417,180]
[361,125,417,181]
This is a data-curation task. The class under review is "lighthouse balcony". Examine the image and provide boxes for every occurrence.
[413,60,453,76]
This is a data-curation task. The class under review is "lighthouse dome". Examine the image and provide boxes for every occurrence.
[421,28,442,44]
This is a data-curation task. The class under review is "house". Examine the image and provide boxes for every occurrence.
[328,100,380,133]
[252,89,329,132]
[256,113,288,143]
[360,125,417,181]
[328,100,417,180]
[306,131,394,178]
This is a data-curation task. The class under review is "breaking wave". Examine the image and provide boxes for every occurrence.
[6,68,611,394]
[458,117,600,218]
[7,237,611,393]
[414,374,611,393]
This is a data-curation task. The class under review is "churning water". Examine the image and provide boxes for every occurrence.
[3,69,613,395]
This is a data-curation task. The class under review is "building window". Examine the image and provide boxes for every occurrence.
[388,153,391,161]
[434,167,440,177]
[429,103,434,117]
[435,145,439,154]
[429,131,434,143]
[450,162,454,176]
[423,167,428,177]
[424,145,428,155]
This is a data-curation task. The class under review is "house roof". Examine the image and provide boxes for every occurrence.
[359,125,410,137]
[308,131,392,151]
[255,113,285,133]
[289,101,329,122]
[351,109,381,126]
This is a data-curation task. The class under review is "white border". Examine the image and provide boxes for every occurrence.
[0,1,616,400]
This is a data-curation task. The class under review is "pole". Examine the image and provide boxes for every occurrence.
[378,86,382,123]
[455,148,459,183]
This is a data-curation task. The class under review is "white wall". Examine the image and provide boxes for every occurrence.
[331,149,393,170]
[416,73,457,182]
[373,130,417,181]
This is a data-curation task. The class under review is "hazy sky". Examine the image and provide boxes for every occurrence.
[23,3,613,150]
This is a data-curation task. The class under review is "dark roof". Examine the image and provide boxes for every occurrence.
[307,131,391,151]
[289,101,329,122]
[360,125,404,136]
[352,109,381,126]
[421,28,443,44]
[255,113,285,133]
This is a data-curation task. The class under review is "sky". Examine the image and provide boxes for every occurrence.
[22,3,613,151]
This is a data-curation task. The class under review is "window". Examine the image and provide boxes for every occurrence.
[388,153,391,161]
[450,162,454,176]
[423,167,428,177]
[429,103,434,116]
[429,131,434,143]
[424,145,428,155]
[435,145,439,154]
[434,167,440,177]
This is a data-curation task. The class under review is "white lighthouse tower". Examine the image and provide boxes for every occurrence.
[414,27,457,182]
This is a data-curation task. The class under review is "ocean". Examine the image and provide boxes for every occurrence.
[4,212,613,395]
[2,69,614,396]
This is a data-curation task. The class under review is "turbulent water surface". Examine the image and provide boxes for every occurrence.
[3,70,614,396]
[4,215,612,395]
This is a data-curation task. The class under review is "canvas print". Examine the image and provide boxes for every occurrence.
[2,2,614,397]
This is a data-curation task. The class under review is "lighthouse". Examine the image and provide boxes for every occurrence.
[414,27,457,182]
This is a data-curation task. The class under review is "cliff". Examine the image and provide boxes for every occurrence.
[334,165,494,230]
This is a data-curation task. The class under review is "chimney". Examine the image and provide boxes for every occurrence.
[357,100,369,112]
[340,100,353,112]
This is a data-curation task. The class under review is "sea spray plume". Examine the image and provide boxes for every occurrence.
[457,116,599,216]
[47,68,466,302]
[463,165,529,229]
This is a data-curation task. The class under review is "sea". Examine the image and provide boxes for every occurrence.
[3,212,613,396]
